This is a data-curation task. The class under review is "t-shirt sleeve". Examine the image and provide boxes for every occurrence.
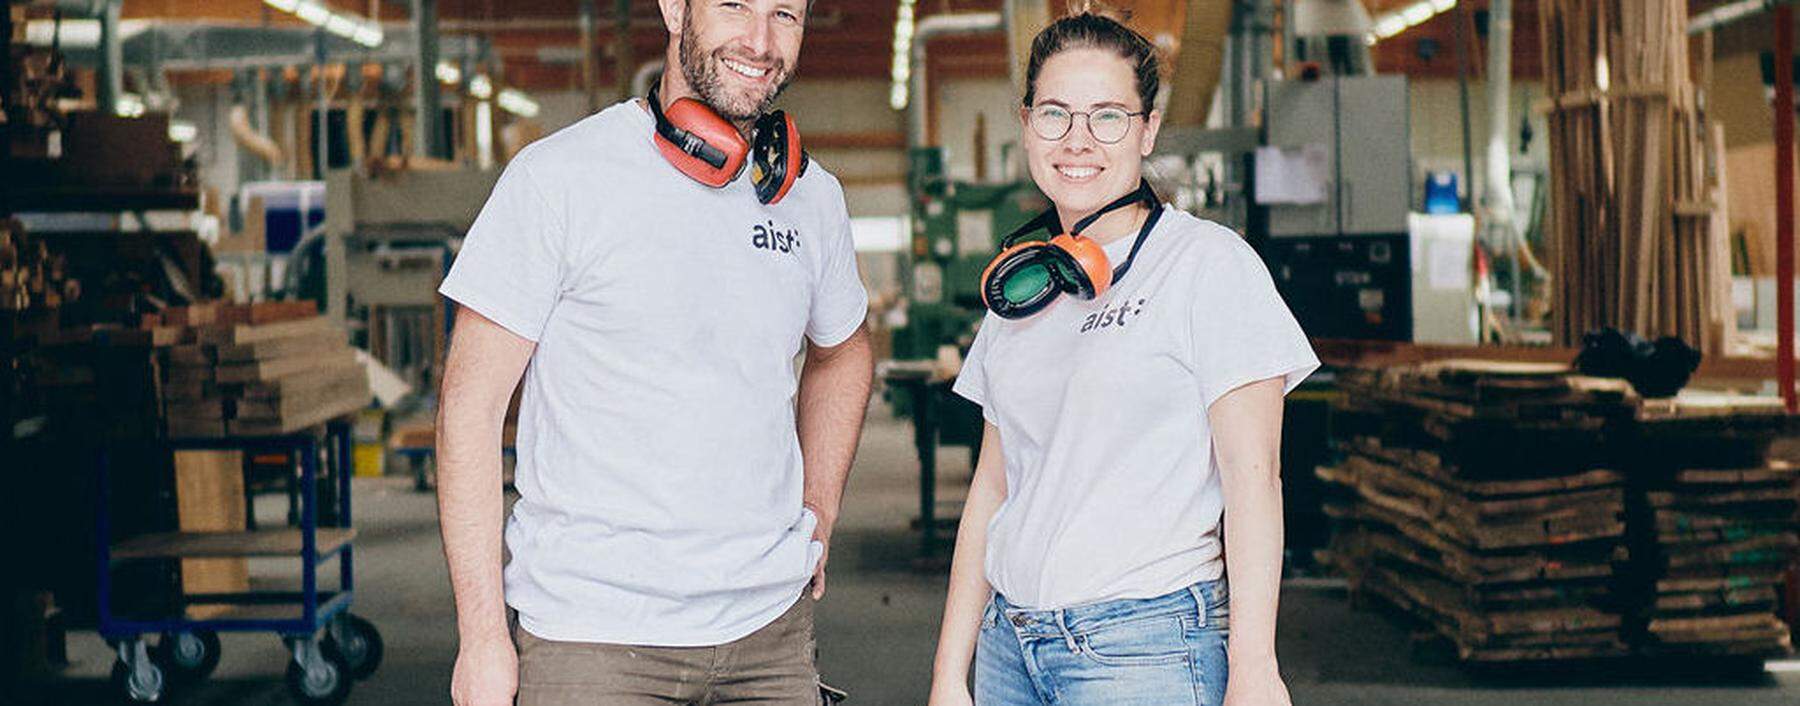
[806,196,870,347]
[952,313,1000,425]
[1188,233,1320,410]
[438,154,567,342]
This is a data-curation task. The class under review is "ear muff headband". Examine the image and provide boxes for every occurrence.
[980,179,1161,319]
[650,85,808,204]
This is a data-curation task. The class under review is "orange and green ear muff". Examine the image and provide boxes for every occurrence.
[981,241,1099,319]
[982,242,1062,319]
[1047,234,1113,299]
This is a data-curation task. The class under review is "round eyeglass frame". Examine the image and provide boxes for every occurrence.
[1024,103,1147,144]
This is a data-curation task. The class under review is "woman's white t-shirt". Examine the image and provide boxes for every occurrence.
[953,206,1319,610]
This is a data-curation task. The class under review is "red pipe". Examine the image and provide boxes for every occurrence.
[1776,6,1797,413]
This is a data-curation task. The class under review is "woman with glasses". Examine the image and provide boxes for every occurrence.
[927,8,1317,706]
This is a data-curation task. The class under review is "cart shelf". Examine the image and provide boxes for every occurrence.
[111,528,358,560]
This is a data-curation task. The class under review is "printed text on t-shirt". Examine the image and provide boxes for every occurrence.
[1079,299,1146,333]
[752,221,801,255]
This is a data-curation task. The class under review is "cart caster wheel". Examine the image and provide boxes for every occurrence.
[152,629,221,686]
[323,613,383,680]
[110,658,166,703]
[285,651,352,705]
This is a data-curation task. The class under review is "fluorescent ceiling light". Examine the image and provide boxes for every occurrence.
[324,14,358,39]
[1365,0,1458,44]
[168,121,199,143]
[497,89,539,118]
[436,61,462,84]
[115,93,146,118]
[469,75,493,100]
[352,25,383,47]
[294,1,331,26]
[267,0,382,47]
[889,0,917,110]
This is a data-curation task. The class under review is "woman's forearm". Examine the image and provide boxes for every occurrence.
[1210,377,1291,662]
[932,424,1007,684]
[1220,467,1283,659]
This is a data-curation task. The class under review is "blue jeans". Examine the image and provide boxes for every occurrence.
[974,580,1230,706]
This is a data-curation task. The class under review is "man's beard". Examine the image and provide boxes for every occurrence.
[678,22,793,122]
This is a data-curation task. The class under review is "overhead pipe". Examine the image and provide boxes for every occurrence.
[906,12,1005,148]
[1690,0,1800,35]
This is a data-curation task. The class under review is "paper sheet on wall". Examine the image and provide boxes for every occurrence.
[1254,144,1330,205]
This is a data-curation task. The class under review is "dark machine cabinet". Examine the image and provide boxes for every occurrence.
[1257,234,1412,341]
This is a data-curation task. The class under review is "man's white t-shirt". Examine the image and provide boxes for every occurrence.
[953,205,1318,610]
[438,100,868,646]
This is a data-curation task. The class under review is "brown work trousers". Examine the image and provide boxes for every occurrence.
[511,595,820,705]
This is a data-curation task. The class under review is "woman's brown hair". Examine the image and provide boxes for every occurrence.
[1022,2,1161,111]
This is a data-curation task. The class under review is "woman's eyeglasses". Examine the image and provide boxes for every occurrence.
[1026,104,1146,144]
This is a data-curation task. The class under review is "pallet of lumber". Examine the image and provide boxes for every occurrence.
[1319,361,1635,662]
[1629,411,1798,659]
[151,303,370,437]
[1327,359,1799,664]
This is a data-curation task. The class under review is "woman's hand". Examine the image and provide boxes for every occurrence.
[926,678,976,706]
[1223,655,1292,706]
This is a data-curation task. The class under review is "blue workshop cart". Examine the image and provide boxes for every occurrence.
[95,420,382,704]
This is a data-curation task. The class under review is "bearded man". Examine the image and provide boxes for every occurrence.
[434,1,872,703]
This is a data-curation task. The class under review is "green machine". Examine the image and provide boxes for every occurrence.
[886,148,1047,430]
[893,147,1048,361]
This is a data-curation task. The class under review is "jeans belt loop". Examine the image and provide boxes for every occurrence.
[1188,584,1209,630]
[1054,610,1078,652]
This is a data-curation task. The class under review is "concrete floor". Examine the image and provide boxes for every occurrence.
[29,409,1800,705]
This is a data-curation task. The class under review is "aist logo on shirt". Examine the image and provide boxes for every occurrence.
[751,221,801,255]
[1080,299,1146,333]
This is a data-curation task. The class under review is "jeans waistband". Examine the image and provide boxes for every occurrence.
[994,579,1226,639]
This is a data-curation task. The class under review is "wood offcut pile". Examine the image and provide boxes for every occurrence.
[151,301,369,437]
[1322,361,1800,664]
[1539,0,1733,354]
[0,219,80,313]
[1630,396,1797,657]
[1319,361,1635,662]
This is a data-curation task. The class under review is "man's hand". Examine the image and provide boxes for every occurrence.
[450,637,518,706]
[1223,655,1292,706]
[807,503,834,600]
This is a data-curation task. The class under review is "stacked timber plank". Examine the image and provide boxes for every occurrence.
[153,302,369,437]
[1630,395,1797,658]
[1320,361,1635,662]
[1539,0,1731,353]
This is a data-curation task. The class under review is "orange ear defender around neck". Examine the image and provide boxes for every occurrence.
[979,180,1161,320]
[648,85,809,204]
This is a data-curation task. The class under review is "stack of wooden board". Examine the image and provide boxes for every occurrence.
[153,302,369,437]
[1320,361,1635,662]
[1631,397,1798,658]
[1538,0,1732,353]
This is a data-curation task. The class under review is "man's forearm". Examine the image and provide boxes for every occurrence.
[796,328,874,525]
[437,398,511,644]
